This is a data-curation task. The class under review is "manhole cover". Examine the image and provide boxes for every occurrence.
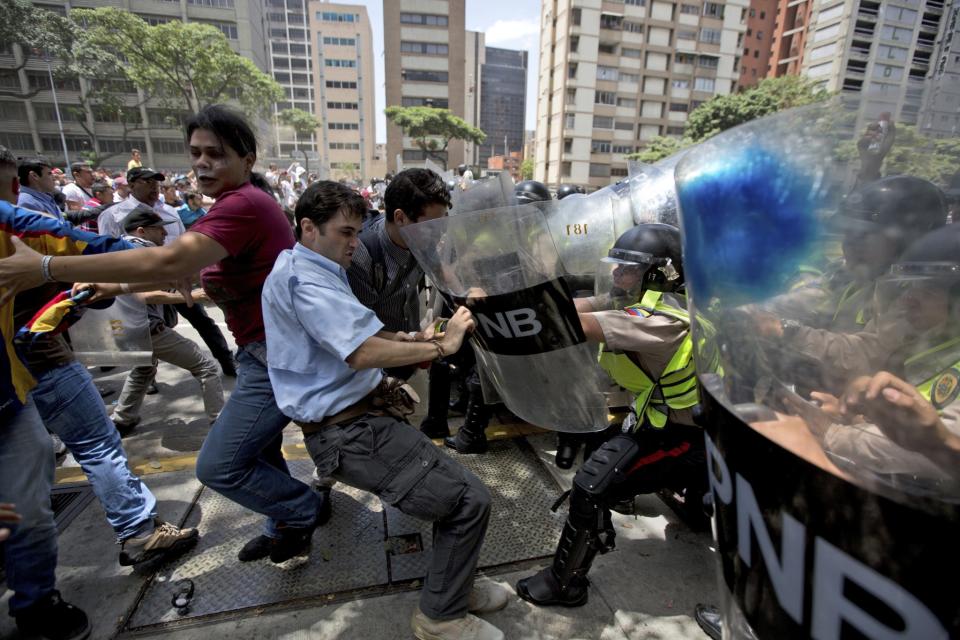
[51,483,96,534]
[124,436,565,631]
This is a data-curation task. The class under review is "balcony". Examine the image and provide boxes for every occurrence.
[849,46,871,59]
[857,8,878,22]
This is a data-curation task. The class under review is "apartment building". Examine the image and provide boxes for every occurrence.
[918,0,960,137]
[800,0,945,130]
[308,3,377,181]
[267,0,317,162]
[0,0,269,171]
[536,0,748,189]
[740,0,777,86]
[384,0,467,171]
[479,47,529,168]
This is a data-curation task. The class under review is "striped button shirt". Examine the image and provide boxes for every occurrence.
[346,216,422,333]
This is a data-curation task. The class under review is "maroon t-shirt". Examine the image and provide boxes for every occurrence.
[189,182,294,346]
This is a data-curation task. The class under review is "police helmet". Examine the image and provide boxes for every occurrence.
[838,176,948,241]
[514,180,551,205]
[603,223,684,293]
[555,184,585,200]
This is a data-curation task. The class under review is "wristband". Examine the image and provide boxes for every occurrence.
[429,339,445,360]
[41,255,56,283]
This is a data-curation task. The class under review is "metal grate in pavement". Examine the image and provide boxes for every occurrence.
[124,437,565,631]
[51,483,96,534]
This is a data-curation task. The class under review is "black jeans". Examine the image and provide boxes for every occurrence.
[175,303,233,364]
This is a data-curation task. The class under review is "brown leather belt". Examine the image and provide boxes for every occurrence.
[295,391,380,435]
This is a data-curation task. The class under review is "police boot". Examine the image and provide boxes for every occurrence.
[419,361,451,439]
[448,369,469,415]
[444,379,489,454]
[694,604,722,640]
[515,519,601,607]
[555,432,582,470]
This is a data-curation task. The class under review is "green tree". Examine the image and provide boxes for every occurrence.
[384,106,485,169]
[520,158,534,180]
[278,108,321,173]
[631,76,831,163]
[0,0,72,99]
[834,124,960,187]
[69,8,283,116]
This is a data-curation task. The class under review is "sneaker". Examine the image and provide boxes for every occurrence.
[146,383,159,395]
[411,609,504,640]
[238,534,273,562]
[695,604,722,640]
[119,520,199,567]
[14,590,91,640]
[467,579,510,614]
[268,524,315,563]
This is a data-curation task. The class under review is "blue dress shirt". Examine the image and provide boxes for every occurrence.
[262,242,384,422]
[17,187,63,221]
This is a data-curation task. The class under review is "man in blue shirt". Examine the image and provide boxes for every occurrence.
[16,157,63,221]
[262,181,509,640]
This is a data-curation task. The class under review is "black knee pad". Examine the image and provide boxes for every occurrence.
[573,435,639,498]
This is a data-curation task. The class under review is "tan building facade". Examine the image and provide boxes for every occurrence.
[308,2,377,182]
[535,0,748,190]
[384,0,467,172]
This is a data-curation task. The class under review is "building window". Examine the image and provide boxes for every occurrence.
[0,102,27,120]
[694,77,716,92]
[401,97,449,108]
[399,13,448,26]
[593,115,614,128]
[611,167,629,177]
[698,55,719,68]
[591,140,612,153]
[327,80,359,89]
[270,28,286,38]
[612,144,634,154]
[568,62,578,78]
[672,78,690,88]
[400,41,449,55]
[274,58,290,69]
[669,102,689,112]
[205,21,238,39]
[678,30,697,40]
[598,43,618,54]
[883,6,917,24]
[564,138,573,153]
[329,142,361,150]
[700,28,722,44]
[272,42,288,54]
[615,120,634,131]
[566,88,577,104]
[619,72,640,83]
[327,101,358,110]
[703,2,724,18]
[681,3,699,13]
[328,122,359,130]
[325,59,357,68]
[595,90,616,105]
[589,163,611,177]
[625,0,645,5]
[188,0,235,7]
[319,11,358,22]
[291,73,310,84]
[403,70,449,83]
[622,47,642,58]
[572,8,582,25]
[561,161,572,176]
[616,97,637,108]
[570,36,580,52]
[323,37,356,46]
[666,126,685,135]
[565,112,576,127]
[0,133,34,150]
[623,21,644,33]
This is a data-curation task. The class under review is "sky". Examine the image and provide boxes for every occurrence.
[348,0,543,143]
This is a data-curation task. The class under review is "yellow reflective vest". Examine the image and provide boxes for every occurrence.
[597,291,699,429]
[908,336,960,411]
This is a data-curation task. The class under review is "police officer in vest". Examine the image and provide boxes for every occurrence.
[517,223,710,607]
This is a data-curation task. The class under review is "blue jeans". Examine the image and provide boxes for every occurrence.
[196,342,319,536]
[31,361,156,541]
[0,399,58,613]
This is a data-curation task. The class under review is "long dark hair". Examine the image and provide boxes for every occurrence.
[185,104,258,160]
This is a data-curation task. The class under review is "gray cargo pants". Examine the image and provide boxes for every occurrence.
[304,415,491,620]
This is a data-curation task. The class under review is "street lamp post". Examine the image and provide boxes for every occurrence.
[42,50,70,167]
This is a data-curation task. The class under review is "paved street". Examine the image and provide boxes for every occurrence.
[1,306,719,640]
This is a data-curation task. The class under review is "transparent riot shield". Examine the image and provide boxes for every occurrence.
[627,157,683,227]
[449,172,515,215]
[69,295,153,366]
[676,99,960,639]
[400,203,609,432]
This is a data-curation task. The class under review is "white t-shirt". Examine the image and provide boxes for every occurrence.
[61,182,91,206]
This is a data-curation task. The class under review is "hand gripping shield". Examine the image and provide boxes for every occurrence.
[400,203,610,432]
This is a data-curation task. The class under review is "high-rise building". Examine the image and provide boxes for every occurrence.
[267,0,317,162]
[767,0,814,79]
[308,3,377,181]
[464,30,485,168]
[918,0,960,137]
[383,0,467,172]
[479,47,528,168]
[740,0,777,86]
[0,0,270,171]
[800,0,944,131]
[536,0,748,190]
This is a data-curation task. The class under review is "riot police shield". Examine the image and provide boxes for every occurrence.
[69,295,153,366]
[400,203,610,432]
[449,172,515,215]
[675,99,960,639]
[627,157,683,227]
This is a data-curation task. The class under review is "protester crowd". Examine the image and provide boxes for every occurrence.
[1,101,958,640]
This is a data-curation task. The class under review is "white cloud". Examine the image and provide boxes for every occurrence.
[484,18,540,49]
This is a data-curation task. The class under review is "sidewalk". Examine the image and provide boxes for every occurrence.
[0,308,719,639]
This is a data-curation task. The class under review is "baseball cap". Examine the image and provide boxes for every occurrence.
[122,205,178,232]
[126,167,165,183]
